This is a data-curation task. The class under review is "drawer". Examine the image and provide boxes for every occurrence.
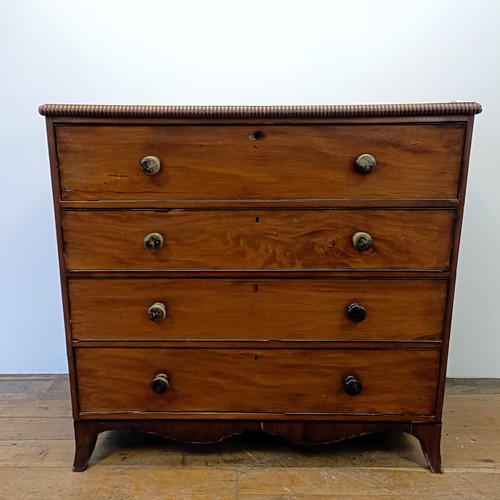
[56,124,465,201]
[62,209,455,271]
[69,279,447,341]
[75,347,439,415]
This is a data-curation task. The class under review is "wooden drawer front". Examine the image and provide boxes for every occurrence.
[69,279,447,341]
[56,124,464,201]
[76,348,439,415]
[62,209,454,271]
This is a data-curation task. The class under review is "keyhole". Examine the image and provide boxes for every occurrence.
[248,131,265,141]
[254,355,260,361]
[255,216,260,224]
[253,284,259,292]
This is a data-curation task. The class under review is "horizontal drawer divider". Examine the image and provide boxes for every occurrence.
[60,200,460,209]
[67,274,450,280]
[61,205,459,211]
[78,411,438,419]
[72,342,442,350]
[66,270,452,277]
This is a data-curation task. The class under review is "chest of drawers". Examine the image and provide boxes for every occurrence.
[40,102,481,472]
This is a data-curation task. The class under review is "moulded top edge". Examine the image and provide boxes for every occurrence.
[38,102,482,119]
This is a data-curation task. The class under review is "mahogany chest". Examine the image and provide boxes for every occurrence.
[40,102,481,472]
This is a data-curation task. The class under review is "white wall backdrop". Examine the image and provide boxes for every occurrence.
[0,0,499,376]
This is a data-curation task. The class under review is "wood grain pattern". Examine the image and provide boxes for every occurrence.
[71,419,442,472]
[62,209,455,271]
[75,348,439,416]
[7,467,500,498]
[41,103,480,473]
[3,375,499,482]
[69,278,447,341]
[56,124,465,201]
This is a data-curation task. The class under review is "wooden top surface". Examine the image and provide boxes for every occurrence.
[39,102,482,119]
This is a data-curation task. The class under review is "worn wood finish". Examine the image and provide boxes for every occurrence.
[56,124,465,201]
[41,103,480,473]
[71,419,443,473]
[75,347,439,415]
[435,115,477,423]
[69,278,447,341]
[45,118,81,420]
[3,375,500,494]
[62,209,455,272]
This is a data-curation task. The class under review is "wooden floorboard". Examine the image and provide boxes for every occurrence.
[0,375,499,499]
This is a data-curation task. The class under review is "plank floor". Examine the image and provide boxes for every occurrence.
[0,375,499,499]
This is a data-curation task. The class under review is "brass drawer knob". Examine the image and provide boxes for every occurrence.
[144,232,164,252]
[352,232,372,251]
[148,302,167,322]
[355,153,376,174]
[347,303,366,323]
[140,156,161,176]
[151,373,170,393]
[344,375,363,396]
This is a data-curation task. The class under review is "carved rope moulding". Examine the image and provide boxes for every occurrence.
[39,102,482,119]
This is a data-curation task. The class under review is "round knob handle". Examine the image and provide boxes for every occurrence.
[344,375,363,396]
[144,232,164,252]
[148,302,167,322]
[151,373,170,393]
[352,232,372,252]
[355,154,376,174]
[248,131,265,141]
[347,303,366,323]
[140,156,161,176]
